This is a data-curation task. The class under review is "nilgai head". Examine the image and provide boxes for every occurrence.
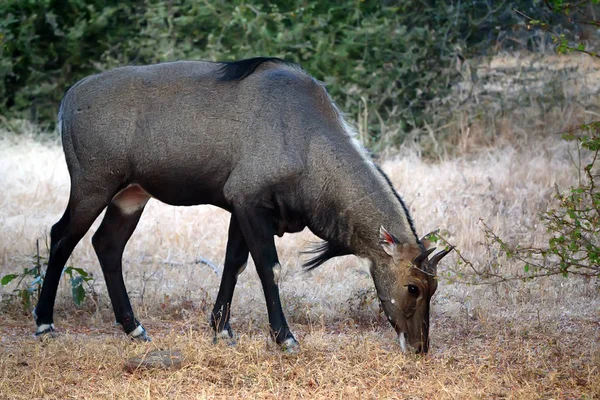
[372,226,453,354]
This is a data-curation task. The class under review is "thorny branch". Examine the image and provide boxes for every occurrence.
[436,122,599,285]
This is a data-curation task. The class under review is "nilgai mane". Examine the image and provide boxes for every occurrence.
[34,57,452,353]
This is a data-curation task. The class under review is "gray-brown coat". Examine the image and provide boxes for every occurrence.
[34,57,451,353]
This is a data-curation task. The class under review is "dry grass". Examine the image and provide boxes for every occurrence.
[416,52,600,157]
[1,315,598,399]
[1,54,600,398]
[1,130,598,399]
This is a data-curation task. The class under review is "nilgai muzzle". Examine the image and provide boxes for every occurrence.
[34,57,452,353]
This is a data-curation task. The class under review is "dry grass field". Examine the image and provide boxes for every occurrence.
[1,54,600,399]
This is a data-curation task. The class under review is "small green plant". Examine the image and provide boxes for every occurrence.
[63,266,94,306]
[1,240,46,311]
[1,240,94,310]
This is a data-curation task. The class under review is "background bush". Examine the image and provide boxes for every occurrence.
[0,0,592,145]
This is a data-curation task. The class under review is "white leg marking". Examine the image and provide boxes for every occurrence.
[36,323,55,334]
[217,330,231,339]
[236,262,247,278]
[281,337,300,353]
[272,263,282,284]
[128,324,146,339]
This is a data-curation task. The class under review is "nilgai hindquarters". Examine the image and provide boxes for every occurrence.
[34,57,452,353]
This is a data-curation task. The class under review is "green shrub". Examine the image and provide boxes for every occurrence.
[0,0,552,145]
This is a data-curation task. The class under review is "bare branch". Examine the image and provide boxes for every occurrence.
[573,47,600,58]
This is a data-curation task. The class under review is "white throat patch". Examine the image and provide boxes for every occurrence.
[398,332,409,353]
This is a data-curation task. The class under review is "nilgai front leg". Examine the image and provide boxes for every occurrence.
[210,214,250,343]
[232,205,299,351]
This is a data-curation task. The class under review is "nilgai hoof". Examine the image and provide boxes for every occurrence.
[35,325,59,341]
[130,333,152,342]
[280,338,300,354]
[124,349,184,373]
[128,325,151,342]
[212,329,237,346]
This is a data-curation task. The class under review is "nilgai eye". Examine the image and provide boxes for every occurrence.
[407,285,419,296]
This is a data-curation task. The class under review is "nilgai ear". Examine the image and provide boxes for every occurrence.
[379,226,398,257]
[420,230,439,250]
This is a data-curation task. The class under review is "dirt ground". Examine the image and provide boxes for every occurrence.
[1,309,598,399]
[1,129,599,399]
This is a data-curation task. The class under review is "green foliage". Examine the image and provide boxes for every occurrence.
[431,2,600,285]
[0,0,142,124]
[0,240,94,310]
[1,240,47,311]
[0,0,545,145]
[63,266,94,306]
[517,0,600,57]
[464,2,600,283]
[543,124,600,275]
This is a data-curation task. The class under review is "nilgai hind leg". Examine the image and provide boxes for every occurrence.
[34,180,120,336]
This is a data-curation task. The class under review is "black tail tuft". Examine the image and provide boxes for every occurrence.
[217,57,289,81]
[302,240,351,271]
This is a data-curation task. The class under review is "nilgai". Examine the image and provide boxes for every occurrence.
[34,57,452,353]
